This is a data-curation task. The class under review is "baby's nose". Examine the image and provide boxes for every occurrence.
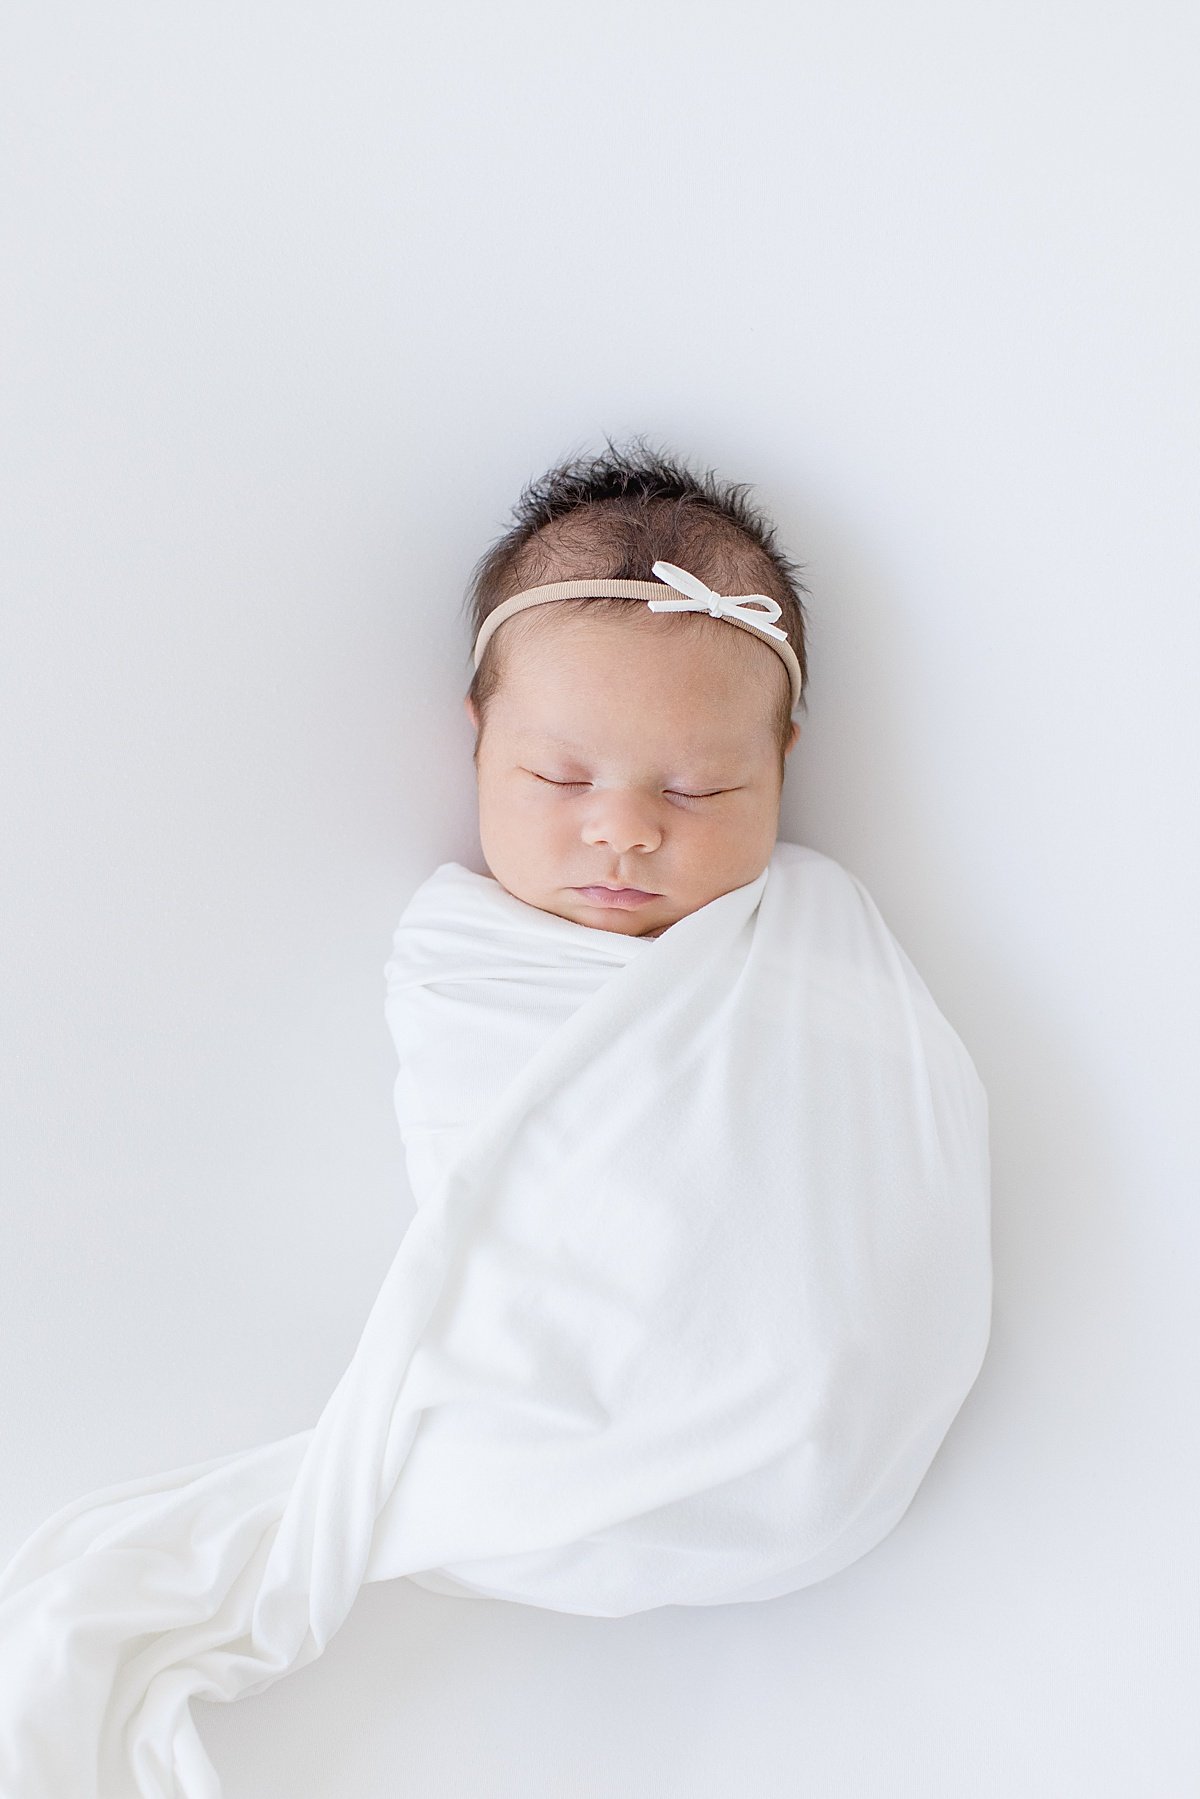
[579,791,663,854]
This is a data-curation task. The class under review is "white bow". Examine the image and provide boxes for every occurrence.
[645,560,789,642]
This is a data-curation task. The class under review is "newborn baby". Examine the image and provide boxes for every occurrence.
[0,444,992,1799]
[461,499,804,941]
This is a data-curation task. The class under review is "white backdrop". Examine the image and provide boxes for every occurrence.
[2,3,1197,1794]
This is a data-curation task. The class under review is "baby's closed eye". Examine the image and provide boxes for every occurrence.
[529,772,732,804]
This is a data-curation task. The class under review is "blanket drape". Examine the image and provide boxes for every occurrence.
[0,840,992,1797]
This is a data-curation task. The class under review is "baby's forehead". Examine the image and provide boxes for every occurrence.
[505,716,757,771]
[505,593,769,687]
[487,583,784,757]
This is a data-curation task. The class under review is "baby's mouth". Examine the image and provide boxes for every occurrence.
[572,885,660,909]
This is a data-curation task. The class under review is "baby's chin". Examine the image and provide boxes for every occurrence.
[561,892,670,937]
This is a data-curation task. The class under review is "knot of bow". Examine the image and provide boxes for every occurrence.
[644,561,788,642]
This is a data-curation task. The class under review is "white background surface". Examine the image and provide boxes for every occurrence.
[2,3,1198,1794]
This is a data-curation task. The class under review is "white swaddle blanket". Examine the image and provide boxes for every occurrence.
[0,838,991,1797]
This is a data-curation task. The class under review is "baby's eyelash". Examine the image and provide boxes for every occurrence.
[532,774,724,801]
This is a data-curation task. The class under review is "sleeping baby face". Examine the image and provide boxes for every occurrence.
[463,606,800,938]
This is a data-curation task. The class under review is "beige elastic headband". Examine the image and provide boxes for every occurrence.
[471,559,804,714]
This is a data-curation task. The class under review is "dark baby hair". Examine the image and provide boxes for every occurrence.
[462,436,810,783]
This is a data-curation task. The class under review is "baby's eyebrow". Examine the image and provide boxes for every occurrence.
[524,731,587,753]
[522,730,736,763]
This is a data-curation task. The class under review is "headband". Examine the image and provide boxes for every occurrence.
[471,559,804,713]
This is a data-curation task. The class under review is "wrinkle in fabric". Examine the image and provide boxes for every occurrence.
[0,840,992,1797]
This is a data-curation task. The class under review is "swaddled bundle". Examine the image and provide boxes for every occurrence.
[0,838,991,1798]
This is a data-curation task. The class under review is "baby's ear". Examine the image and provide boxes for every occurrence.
[463,694,478,729]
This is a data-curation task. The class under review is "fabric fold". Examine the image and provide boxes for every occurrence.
[0,840,992,1797]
